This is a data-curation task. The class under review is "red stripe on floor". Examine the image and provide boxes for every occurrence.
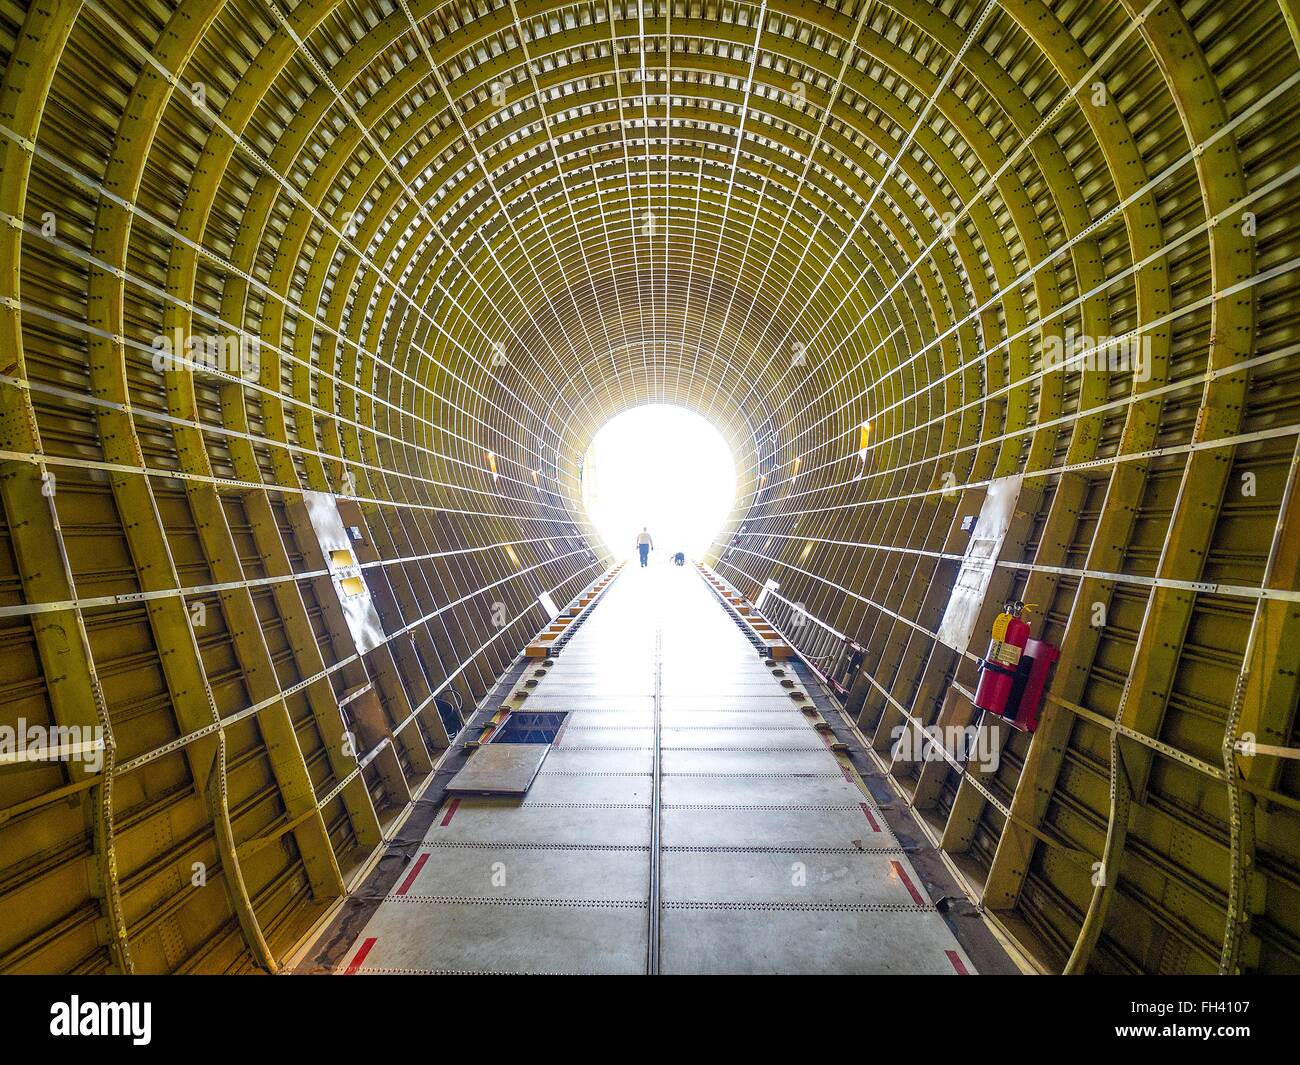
[945,949,970,975]
[860,802,881,831]
[344,937,377,975]
[395,853,429,896]
[890,860,928,906]
[440,797,461,826]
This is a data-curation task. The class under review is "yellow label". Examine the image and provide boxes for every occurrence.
[989,640,1023,668]
[991,612,1012,642]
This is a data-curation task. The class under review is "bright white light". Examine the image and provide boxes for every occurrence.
[581,404,736,562]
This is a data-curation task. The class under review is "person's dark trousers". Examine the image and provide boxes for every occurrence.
[638,544,649,567]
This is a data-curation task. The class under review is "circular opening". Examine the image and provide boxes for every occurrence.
[580,404,737,562]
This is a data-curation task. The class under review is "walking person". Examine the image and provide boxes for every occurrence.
[636,527,654,567]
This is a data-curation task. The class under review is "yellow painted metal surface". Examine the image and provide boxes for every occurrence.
[0,0,1296,975]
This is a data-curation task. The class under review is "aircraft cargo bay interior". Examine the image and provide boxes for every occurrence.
[0,0,1297,986]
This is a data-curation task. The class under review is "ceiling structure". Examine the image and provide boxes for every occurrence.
[0,0,1297,975]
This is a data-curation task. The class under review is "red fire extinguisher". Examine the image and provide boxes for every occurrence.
[973,601,1030,716]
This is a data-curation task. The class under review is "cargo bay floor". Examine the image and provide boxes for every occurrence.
[307,564,1017,975]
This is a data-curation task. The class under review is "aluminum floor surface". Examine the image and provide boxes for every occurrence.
[339,564,975,975]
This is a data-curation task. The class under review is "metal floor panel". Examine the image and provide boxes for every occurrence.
[555,737,653,750]
[661,748,848,774]
[521,772,653,804]
[539,749,654,773]
[661,805,896,848]
[659,910,972,975]
[541,663,654,673]
[660,691,790,702]
[399,846,650,902]
[353,898,648,975]
[662,654,772,665]
[566,710,656,727]
[660,710,819,727]
[661,851,917,905]
[337,566,978,975]
[445,743,550,795]
[429,801,651,846]
[531,685,655,695]
[659,697,804,709]
[661,774,873,807]
[660,727,828,749]
[522,697,655,711]
[556,724,654,741]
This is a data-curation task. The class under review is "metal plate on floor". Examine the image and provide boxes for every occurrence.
[446,743,550,795]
